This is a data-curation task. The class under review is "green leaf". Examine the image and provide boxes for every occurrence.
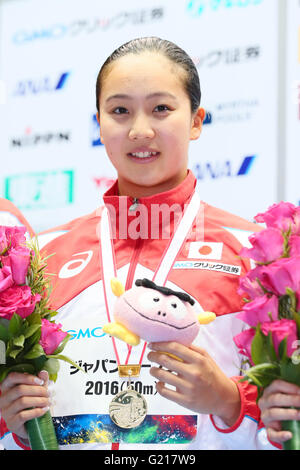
[48,354,85,373]
[24,343,45,359]
[13,334,25,348]
[0,366,8,383]
[280,361,300,386]
[43,358,60,375]
[266,332,278,362]
[0,363,35,383]
[8,313,23,336]
[23,324,41,339]
[26,312,42,327]
[0,323,9,343]
[8,348,22,359]
[52,334,70,355]
[293,311,300,337]
[251,326,269,365]
[42,358,60,382]
[240,363,280,389]
[278,337,288,363]
[24,329,41,351]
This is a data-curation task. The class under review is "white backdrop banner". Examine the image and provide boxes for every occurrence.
[285,0,300,207]
[0,0,281,232]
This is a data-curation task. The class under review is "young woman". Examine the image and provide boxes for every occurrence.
[0,37,279,450]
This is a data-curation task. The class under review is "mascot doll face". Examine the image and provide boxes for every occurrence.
[113,281,200,346]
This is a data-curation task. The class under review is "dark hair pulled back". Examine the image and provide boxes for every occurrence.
[95,37,201,114]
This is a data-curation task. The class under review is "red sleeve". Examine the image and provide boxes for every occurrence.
[210,377,282,449]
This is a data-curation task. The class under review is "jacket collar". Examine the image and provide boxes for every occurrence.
[102,170,197,240]
[103,170,196,213]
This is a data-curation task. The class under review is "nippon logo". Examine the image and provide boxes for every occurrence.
[194,155,256,180]
[10,128,71,148]
[13,72,70,96]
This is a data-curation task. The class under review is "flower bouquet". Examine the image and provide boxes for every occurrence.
[0,225,81,450]
[234,202,300,450]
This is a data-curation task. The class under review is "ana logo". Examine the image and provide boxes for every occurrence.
[13,72,70,96]
[203,111,213,125]
[91,114,103,146]
[194,155,256,180]
[187,0,263,17]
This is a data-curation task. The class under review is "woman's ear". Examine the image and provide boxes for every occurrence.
[190,107,205,141]
[96,112,104,144]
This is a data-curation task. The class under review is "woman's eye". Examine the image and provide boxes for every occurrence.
[154,104,170,113]
[113,107,128,114]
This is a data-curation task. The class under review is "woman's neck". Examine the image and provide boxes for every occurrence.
[117,171,189,198]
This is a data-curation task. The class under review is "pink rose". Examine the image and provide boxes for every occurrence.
[240,228,284,263]
[238,265,265,299]
[39,319,68,355]
[4,226,27,250]
[1,246,31,285]
[0,285,41,320]
[237,295,279,327]
[233,329,256,365]
[289,235,300,257]
[259,257,300,296]
[261,320,298,357]
[255,202,298,233]
[0,227,8,254]
[0,266,13,293]
[294,207,300,235]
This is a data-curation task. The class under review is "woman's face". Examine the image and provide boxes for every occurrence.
[97,52,204,197]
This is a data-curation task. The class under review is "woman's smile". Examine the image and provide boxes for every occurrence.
[127,146,161,164]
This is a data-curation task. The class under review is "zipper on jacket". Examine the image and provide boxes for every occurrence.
[129,197,139,212]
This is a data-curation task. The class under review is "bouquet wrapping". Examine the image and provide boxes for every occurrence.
[0,225,81,450]
[234,202,300,450]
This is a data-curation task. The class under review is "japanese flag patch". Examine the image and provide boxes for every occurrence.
[188,242,223,260]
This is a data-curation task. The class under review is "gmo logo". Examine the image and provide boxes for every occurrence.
[67,327,105,340]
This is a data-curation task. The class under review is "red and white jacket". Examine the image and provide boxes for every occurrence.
[0,171,278,450]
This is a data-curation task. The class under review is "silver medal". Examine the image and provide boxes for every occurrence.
[109,384,147,429]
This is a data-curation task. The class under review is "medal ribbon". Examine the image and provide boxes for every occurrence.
[99,190,201,368]
[99,190,201,448]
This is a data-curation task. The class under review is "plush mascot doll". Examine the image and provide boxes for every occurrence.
[103,278,216,347]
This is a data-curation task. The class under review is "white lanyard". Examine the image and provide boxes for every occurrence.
[99,190,201,365]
